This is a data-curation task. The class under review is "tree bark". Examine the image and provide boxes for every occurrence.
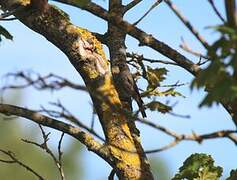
[0,0,154,179]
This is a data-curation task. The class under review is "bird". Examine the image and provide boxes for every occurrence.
[112,64,147,118]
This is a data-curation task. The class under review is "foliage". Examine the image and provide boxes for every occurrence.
[172,153,222,180]
[141,66,184,114]
[146,67,168,90]
[191,25,237,107]
[146,101,172,113]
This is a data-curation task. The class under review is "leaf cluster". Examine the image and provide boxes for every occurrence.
[172,153,223,180]
[192,25,237,106]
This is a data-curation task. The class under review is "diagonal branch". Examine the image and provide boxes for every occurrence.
[0,149,45,180]
[22,125,66,180]
[137,117,237,153]
[207,0,225,23]
[54,0,201,76]
[53,0,237,128]
[133,0,163,25]
[124,0,143,12]
[165,0,209,49]
[0,103,111,164]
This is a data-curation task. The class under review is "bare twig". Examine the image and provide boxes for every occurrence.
[0,103,110,163]
[207,0,225,23]
[133,0,163,25]
[168,112,190,119]
[124,0,143,12]
[145,140,179,153]
[58,132,65,173]
[0,149,45,180]
[39,101,104,141]
[127,52,178,66]
[22,125,66,180]
[137,117,237,153]
[165,0,209,49]
[180,38,209,61]
[2,71,87,92]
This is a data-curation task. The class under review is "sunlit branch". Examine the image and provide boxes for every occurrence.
[0,103,111,163]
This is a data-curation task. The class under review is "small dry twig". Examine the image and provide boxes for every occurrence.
[2,71,87,92]
[22,125,66,180]
[0,149,45,180]
[39,101,104,141]
[137,117,237,153]
[207,0,225,23]
[133,0,163,25]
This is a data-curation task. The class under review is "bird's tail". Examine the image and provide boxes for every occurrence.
[137,98,147,118]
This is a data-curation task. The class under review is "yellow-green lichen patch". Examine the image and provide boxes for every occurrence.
[66,25,108,63]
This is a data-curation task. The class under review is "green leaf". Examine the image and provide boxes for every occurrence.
[0,25,13,41]
[191,24,237,107]
[172,153,222,180]
[227,169,237,180]
[146,101,172,113]
[142,88,184,98]
[146,67,168,90]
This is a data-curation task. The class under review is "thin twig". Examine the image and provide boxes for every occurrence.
[0,149,45,180]
[23,125,66,180]
[127,52,178,66]
[1,71,87,92]
[180,38,210,63]
[0,103,109,164]
[39,101,104,141]
[207,0,225,23]
[165,0,209,49]
[124,0,143,12]
[145,140,179,153]
[137,117,237,153]
[58,133,65,180]
[133,0,163,25]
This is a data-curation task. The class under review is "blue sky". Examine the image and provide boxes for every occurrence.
[0,0,236,179]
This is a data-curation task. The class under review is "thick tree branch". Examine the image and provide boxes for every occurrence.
[0,1,155,178]
[0,103,111,164]
[54,0,201,76]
